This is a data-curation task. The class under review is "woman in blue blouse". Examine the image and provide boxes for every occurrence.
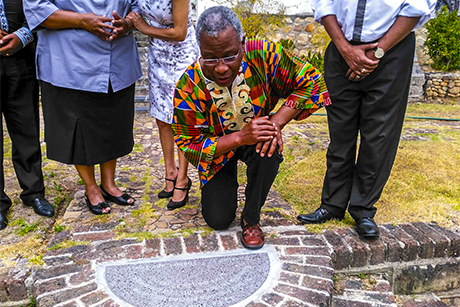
[24,0,142,215]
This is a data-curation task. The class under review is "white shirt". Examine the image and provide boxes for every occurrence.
[311,0,436,42]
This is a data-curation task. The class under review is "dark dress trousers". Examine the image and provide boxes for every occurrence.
[321,33,415,220]
[1,0,44,211]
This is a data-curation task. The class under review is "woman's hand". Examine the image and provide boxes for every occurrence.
[109,10,133,41]
[126,11,150,34]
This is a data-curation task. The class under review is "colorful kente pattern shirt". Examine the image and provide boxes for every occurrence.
[172,39,330,186]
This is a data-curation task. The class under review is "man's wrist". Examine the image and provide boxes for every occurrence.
[14,27,34,47]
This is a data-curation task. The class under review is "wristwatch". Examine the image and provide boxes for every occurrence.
[374,47,385,59]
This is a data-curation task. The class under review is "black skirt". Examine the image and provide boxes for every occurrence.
[40,81,135,166]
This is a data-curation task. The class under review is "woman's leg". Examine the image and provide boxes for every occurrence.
[75,164,110,213]
[172,149,190,202]
[100,159,134,204]
[156,119,178,193]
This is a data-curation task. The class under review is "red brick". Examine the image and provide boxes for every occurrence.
[200,232,219,252]
[183,234,201,253]
[412,222,450,258]
[379,227,404,262]
[219,234,239,250]
[400,224,434,259]
[426,223,460,257]
[80,290,109,305]
[163,236,183,255]
[124,244,143,259]
[144,238,161,258]
[383,224,418,261]
[266,237,300,246]
[323,230,353,270]
[363,236,386,265]
[275,284,329,306]
[340,229,369,268]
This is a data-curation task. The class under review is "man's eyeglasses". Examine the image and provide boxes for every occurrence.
[201,50,240,66]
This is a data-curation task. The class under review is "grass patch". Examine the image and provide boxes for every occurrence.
[47,240,91,251]
[273,102,460,230]
[0,235,46,263]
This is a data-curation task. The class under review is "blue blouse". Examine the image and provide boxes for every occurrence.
[24,0,142,93]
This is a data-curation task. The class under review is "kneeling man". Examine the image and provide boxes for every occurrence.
[172,6,329,249]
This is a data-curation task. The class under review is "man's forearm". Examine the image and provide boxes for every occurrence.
[376,16,421,54]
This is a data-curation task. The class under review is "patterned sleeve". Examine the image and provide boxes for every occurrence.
[172,65,235,183]
[246,40,330,120]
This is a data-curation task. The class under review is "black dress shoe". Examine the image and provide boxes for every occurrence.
[297,208,343,224]
[0,211,7,230]
[167,177,192,210]
[355,217,379,239]
[27,197,55,217]
[100,185,134,206]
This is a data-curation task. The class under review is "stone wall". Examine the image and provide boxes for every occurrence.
[425,73,460,101]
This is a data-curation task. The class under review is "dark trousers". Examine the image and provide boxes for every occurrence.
[321,33,415,220]
[201,144,283,229]
[0,45,44,212]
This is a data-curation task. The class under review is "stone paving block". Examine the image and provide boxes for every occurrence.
[323,230,353,270]
[35,263,82,280]
[400,224,434,259]
[43,254,73,267]
[47,230,71,248]
[162,236,183,255]
[378,227,404,263]
[275,284,330,306]
[34,277,67,298]
[427,223,460,257]
[280,230,315,236]
[279,255,304,264]
[45,244,91,258]
[68,265,95,285]
[332,297,393,307]
[382,225,418,262]
[412,222,449,258]
[340,229,369,268]
[37,283,98,306]
[73,231,116,242]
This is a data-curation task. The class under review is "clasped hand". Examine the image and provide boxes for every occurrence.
[83,10,131,41]
[0,30,22,56]
[240,116,283,158]
[342,43,380,82]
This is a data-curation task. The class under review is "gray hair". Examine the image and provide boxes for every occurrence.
[195,6,244,46]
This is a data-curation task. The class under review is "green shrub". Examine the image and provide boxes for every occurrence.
[301,51,324,73]
[424,6,460,71]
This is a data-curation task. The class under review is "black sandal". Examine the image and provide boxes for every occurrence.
[158,177,176,199]
[100,185,135,206]
[167,177,192,210]
[85,195,111,215]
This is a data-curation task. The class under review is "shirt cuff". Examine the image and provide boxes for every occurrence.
[14,27,34,47]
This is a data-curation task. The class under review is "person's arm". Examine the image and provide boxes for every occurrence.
[39,10,116,41]
[367,16,421,60]
[321,15,379,80]
[127,0,189,41]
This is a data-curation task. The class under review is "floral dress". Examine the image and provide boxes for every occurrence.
[139,0,199,123]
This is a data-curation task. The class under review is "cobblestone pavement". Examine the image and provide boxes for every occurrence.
[2,109,460,307]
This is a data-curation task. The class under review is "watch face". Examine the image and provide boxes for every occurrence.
[375,47,384,59]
